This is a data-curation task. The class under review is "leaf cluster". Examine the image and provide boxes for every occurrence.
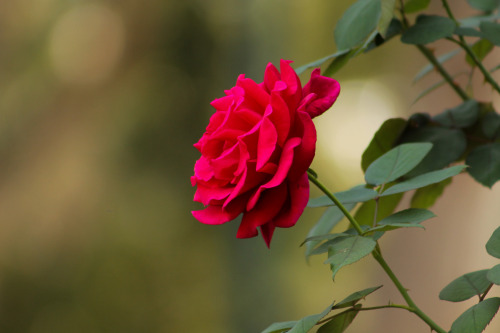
[304,143,465,279]
[438,226,500,332]
[264,0,500,332]
[261,287,382,333]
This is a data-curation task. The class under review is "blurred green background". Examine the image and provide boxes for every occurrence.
[0,0,499,332]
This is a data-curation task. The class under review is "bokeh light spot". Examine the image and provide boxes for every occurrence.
[315,79,400,184]
[48,4,125,84]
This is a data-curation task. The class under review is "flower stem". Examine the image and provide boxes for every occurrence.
[307,170,363,235]
[416,45,469,101]
[316,303,413,325]
[307,171,447,333]
[449,37,500,95]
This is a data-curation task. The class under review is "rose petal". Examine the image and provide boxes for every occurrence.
[288,111,316,181]
[193,156,214,182]
[192,204,238,225]
[211,142,239,180]
[273,173,309,228]
[236,183,287,239]
[194,184,233,205]
[193,193,247,225]
[279,59,302,110]
[263,62,281,92]
[301,68,340,118]
[256,115,278,171]
[269,89,291,146]
[237,75,270,110]
[260,223,275,248]
[246,137,301,210]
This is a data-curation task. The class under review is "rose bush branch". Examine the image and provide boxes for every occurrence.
[306,171,447,333]
[307,170,363,235]
[439,0,500,94]
[398,0,470,101]
[448,36,500,94]
[192,1,500,332]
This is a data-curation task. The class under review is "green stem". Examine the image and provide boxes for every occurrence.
[399,0,469,101]
[307,170,364,235]
[479,283,494,302]
[451,37,500,94]
[416,45,469,101]
[440,0,500,94]
[441,0,458,24]
[307,171,447,333]
[316,304,413,325]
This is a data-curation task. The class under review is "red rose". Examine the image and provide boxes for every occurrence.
[191,60,340,246]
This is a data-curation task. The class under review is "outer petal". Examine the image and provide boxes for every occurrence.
[193,184,233,206]
[246,137,301,210]
[236,183,287,240]
[256,114,278,171]
[260,223,275,248]
[273,173,309,228]
[269,87,291,146]
[237,76,270,110]
[301,68,341,118]
[193,193,247,225]
[288,111,316,181]
[263,62,281,92]
[279,60,302,110]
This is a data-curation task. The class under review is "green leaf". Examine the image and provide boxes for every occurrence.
[413,48,461,83]
[399,127,467,177]
[466,143,500,188]
[365,143,433,186]
[455,26,484,37]
[366,208,435,232]
[288,302,335,333]
[381,165,467,196]
[295,50,350,75]
[466,39,494,66]
[334,285,383,309]
[365,19,403,52]
[334,0,382,51]
[354,192,403,226]
[450,297,500,333]
[460,11,500,28]
[361,118,407,172]
[486,226,500,259]
[317,306,360,333]
[480,21,500,46]
[439,269,491,302]
[307,234,352,256]
[410,178,452,209]
[401,15,455,45]
[304,205,356,258]
[261,321,297,333]
[323,49,357,77]
[378,208,435,224]
[433,100,480,128]
[487,264,500,285]
[404,0,431,13]
[325,236,377,279]
[467,0,500,11]
[378,0,397,36]
[481,112,500,139]
[308,185,378,208]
